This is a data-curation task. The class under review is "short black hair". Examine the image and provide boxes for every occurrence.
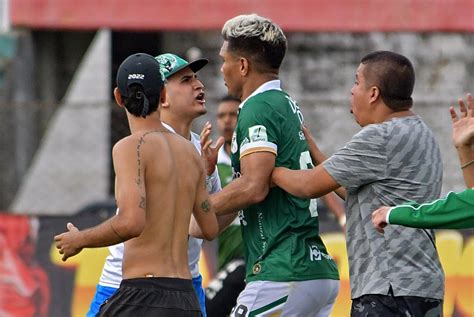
[226,37,287,73]
[361,51,415,111]
[121,84,160,118]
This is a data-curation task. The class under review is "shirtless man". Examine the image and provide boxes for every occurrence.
[54,53,219,316]
[87,53,222,317]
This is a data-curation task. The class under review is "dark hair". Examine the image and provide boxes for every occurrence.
[226,37,287,73]
[361,51,415,111]
[220,95,241,104]
[121,84,160,118]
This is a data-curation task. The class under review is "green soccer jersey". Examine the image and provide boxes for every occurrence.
[231,81,339,282]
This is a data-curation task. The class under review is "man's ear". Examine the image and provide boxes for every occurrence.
[113,88,125,108]
[160,87,169,108]
[369,86,381,104]
[240,57,249,76]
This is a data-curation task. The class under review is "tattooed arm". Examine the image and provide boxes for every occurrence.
[54,137,146,261]
[189,160,219,240]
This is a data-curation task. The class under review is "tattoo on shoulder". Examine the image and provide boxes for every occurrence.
[139,196,146,210]
[135,135,146,185]
[135,130,165,185]
[200,199,210,213]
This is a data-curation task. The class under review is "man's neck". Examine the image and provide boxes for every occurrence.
[241,72,279,101]
[160,113,193,140]
[224,142,232,156]
[127,112,165,134]
[384,109,415,121]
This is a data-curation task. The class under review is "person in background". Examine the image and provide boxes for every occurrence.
[204,95,246,317]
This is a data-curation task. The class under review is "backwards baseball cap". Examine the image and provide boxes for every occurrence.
[155,53,208,79]
[116,53,165,117]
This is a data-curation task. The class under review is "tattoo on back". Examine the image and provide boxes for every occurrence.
[135,130,172,185]
[135,134,146,185]
[139,196,146,210]
[200,199,210,212]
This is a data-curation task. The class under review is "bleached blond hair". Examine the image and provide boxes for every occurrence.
[222,14,286,46]
[222,14,287,71]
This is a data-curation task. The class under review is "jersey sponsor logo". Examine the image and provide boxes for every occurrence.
[310,245,322,261]
[299,130,305,140]
[128,73,145,80]
[309,245,333,262]
[248,125,268,143]
[231,131,238,154]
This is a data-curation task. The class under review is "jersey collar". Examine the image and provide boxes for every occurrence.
[161,121,175,134]
[239,80,282,110]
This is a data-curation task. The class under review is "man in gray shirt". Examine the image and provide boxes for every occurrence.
[272,50,444,316]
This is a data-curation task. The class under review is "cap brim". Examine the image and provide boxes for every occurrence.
[167,58,208,78]
[188,58,208,73]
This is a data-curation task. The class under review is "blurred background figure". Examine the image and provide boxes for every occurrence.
[205,95,245,317]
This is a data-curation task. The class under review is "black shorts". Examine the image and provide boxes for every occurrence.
[351,288,443,317]
[97,277,202,317]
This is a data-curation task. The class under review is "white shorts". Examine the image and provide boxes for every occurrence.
[230,279,339,317]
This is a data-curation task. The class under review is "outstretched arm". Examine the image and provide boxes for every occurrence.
[372,190,474,232]
[272,164,340,199]
[302,126,346,199]
[450,93,474,188]
[54,139,146,261]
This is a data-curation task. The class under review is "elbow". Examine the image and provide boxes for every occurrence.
[114,215,145,240]
[201,228,219,241]
[201,220,219,241]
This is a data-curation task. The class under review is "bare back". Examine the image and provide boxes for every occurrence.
[113,129,209,280]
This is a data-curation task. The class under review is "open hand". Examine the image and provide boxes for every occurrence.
[54,222,83,261]
[200,121,224,175]
[302,125,325,165]
[450,93,474,148]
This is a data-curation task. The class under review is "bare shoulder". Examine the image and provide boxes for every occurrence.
[112,135,137,158]
[170,134,201,157]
